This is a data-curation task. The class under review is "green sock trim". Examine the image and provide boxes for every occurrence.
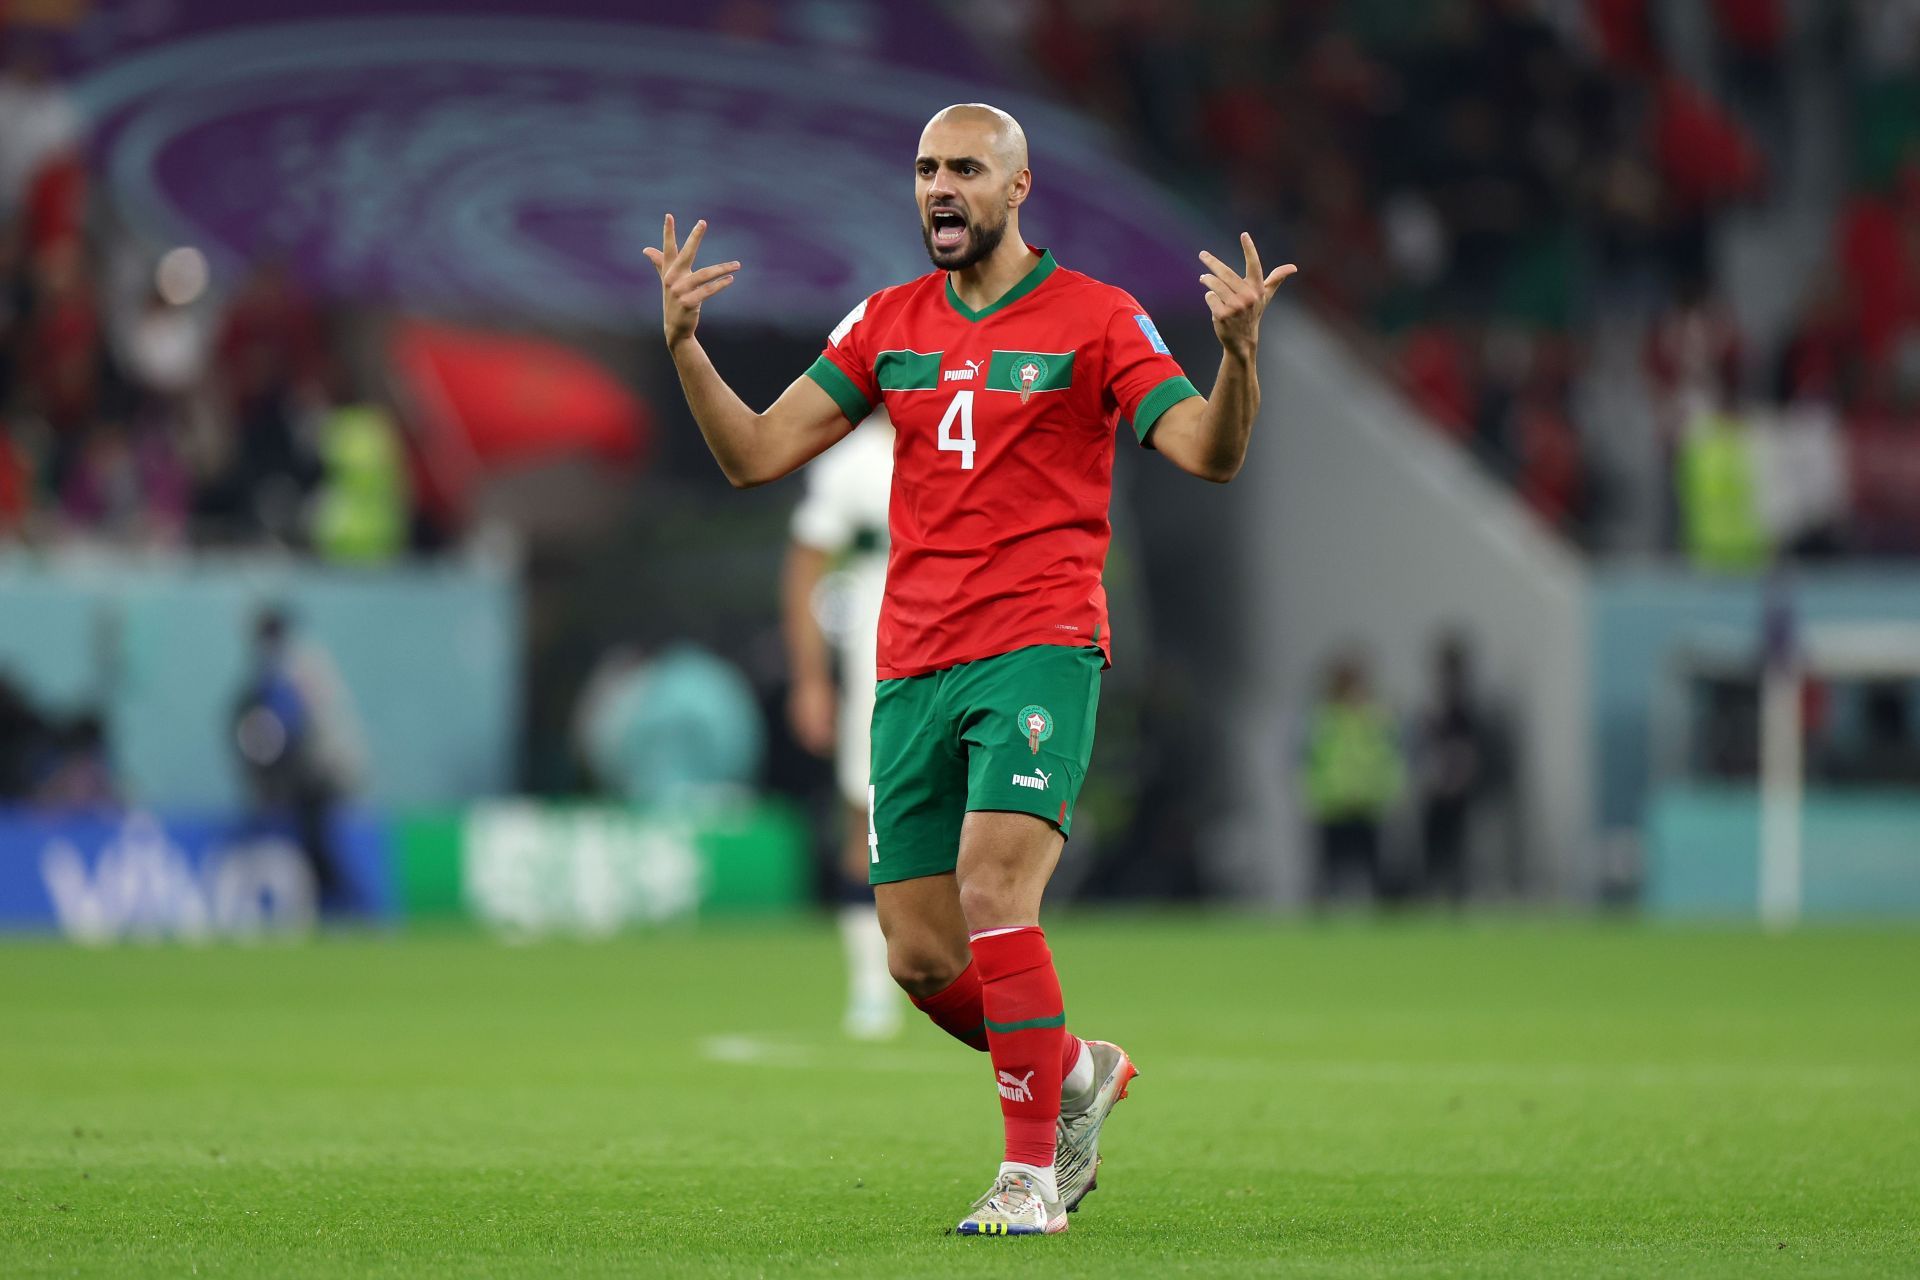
[985,1013,1067,1033]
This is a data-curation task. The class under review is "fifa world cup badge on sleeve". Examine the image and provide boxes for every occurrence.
[1134,313,1170,354]
[1018,704,1055,754]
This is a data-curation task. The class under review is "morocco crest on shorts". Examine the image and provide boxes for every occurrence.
[1018,704,1054,754]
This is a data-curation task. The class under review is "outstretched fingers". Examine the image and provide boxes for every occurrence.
[1198,250,1245,293]
[674,218,709,269]
[1263,263,1299,302]
[686,273,737,304]
[684,260,742,288]
[1240,231,1263,285]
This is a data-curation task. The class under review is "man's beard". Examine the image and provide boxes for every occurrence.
[922,211,1009,272]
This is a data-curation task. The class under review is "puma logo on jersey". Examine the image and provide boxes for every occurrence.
[1011,768,1052,791]
[943,358,985,382]
[997,1069,1037,1102]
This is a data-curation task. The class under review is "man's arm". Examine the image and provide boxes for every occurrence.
[1147,233,1295,484]
[780,541,837,758]
[643,214,855,488]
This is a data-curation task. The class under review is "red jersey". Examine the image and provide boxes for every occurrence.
[806,247,1198,680]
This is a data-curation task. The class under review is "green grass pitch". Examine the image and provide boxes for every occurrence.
[2,917,1916,1277]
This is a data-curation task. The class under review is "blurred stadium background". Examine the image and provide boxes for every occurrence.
[4,0,1920,931]
[1,0,1918,1274]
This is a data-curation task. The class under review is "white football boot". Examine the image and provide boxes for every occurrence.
[1054,1039,1139,1212]
[954,1169,1068,1236]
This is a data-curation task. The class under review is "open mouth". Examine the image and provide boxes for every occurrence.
[929,206,968,251]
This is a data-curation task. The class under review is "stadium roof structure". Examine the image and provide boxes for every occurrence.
[61,0,1214,330]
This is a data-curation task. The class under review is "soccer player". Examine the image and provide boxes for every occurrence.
[643,102,1293,1237]
[782,409,900,1040]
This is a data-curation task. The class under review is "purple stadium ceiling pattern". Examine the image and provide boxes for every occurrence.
[67,1,1212,330]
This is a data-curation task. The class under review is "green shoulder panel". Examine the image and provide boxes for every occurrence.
[874,349,943,392]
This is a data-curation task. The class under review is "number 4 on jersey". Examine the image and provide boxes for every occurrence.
[938,389,975,470]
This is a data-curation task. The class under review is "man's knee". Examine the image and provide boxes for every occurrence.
[953,810,1061,931]
[955,874,1024,932]
[885,935,967,998]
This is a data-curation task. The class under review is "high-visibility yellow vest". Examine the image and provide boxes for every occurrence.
[1304,702,1404,821]
[1680,413,1768,572]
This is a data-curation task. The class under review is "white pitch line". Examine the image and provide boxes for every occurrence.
[698,1035,974,1073]
[698,1037,1903,1092]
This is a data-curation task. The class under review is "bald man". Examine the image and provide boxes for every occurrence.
[645,102,1294,1237]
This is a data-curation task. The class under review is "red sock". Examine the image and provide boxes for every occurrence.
[970,927,1067,1169]
[910,960,990,1051]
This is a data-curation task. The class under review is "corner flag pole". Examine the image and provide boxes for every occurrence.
[1757,578,1802,928]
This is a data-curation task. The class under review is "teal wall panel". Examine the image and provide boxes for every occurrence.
[0,557,520,808]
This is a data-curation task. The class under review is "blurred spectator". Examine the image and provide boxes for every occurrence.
[1774,274,1859,407]
[311,400,410,563]
[232,608,366,905]
[1853,679,1920,784]
[1510,353,1585,533]
[1645,279,1744,420]
[1400,320,1478,443]
[58,419,190,547]
[1649,72,1766,280]
[202,259,327,543]
[0,35,80,217]
[1678,401,1769,571]
[20,147,84,262]
[21,239,102,490]
[34,711,118,810]
[0,216,23,395]
[0,419,28,539]
[1711,0,1790,153]
[1834,170,1920,367]
[1846,377,1920,555]
[1301,651,1404,906]
[111,260,215,403]
[1417,634,1492,905]
[0,672,50,801]
[1585,0,1662,76]
[1646,278,1744,547]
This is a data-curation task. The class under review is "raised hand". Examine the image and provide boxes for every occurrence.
[1199,233,1296,361]
[641,214,742,349]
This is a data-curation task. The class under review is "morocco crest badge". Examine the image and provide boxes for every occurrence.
[1017,704,1054,754]
[1015,355,1048,404]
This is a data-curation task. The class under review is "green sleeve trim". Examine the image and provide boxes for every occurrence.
[805,355,873,423]
[1131,375,1201,445]
[984,1013,1067,1033]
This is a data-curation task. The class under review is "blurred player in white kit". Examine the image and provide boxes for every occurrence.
[782,410,900,1039]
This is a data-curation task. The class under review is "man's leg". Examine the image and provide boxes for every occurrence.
[955,810,1070,1188]
[941,646,1126,1234]
[876,854,1090,1068]
[875,870,977,1026]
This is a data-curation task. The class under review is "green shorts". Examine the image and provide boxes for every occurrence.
[866,644,1103,885]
